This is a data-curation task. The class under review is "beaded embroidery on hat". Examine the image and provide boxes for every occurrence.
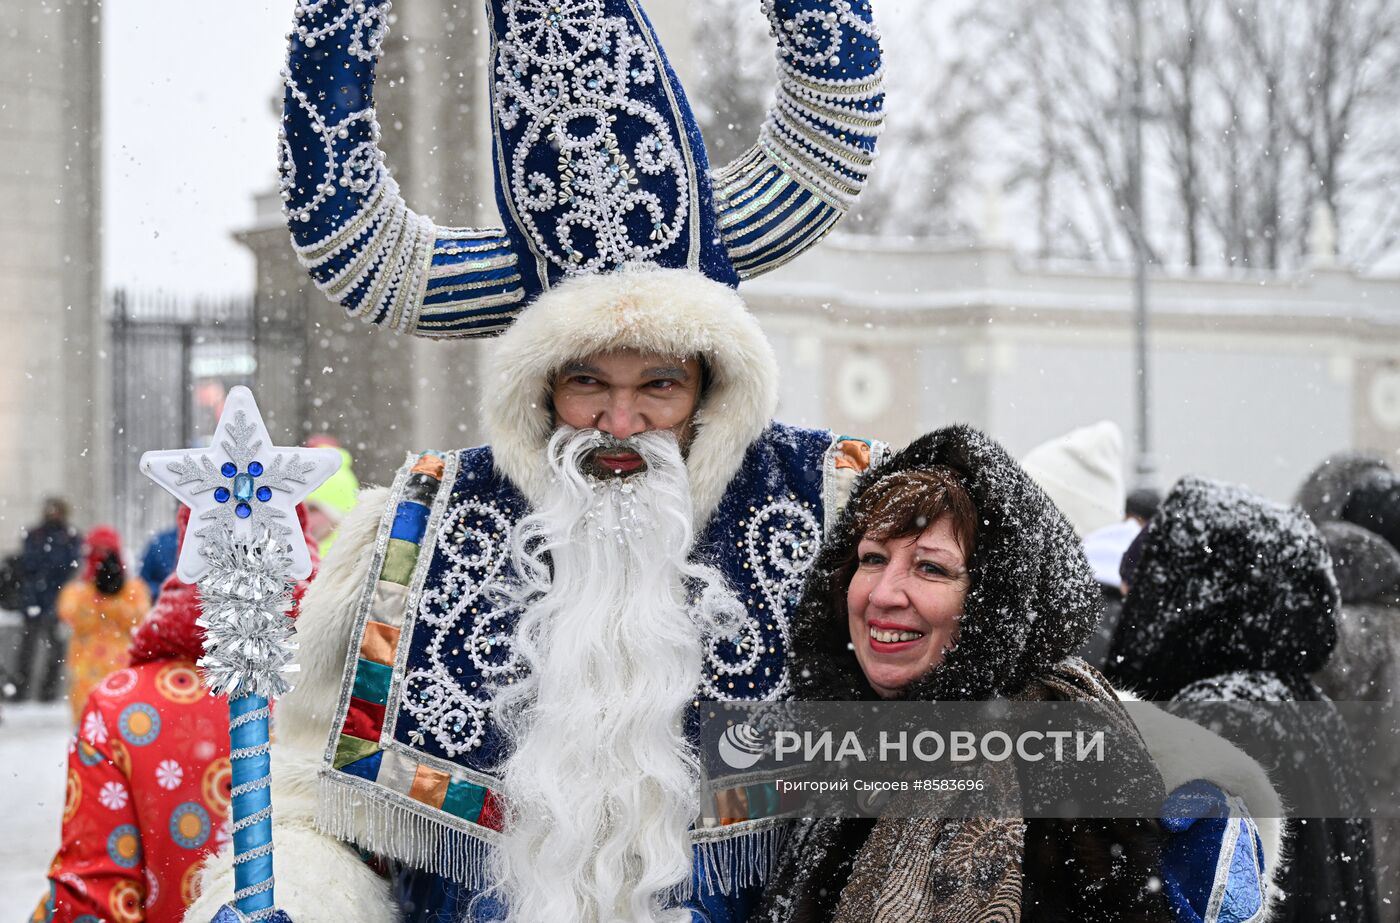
[281,0,885,338]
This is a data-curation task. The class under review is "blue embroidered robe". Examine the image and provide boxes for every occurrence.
[318,423,884,915]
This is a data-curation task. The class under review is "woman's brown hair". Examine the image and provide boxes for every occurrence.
[849,468,977,555]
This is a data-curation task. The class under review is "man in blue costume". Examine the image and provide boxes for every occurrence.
[186,263,891,922]
[190,0,890,918]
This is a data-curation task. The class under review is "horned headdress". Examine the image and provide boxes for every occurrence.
[280,0,885,338]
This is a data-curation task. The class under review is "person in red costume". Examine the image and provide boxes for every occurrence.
[32,506,320,923]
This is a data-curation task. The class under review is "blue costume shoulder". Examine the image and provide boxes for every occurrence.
[317,426,887,898]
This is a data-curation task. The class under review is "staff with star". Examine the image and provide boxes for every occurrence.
[141,386,339,923]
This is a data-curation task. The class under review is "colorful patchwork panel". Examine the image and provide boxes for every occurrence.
[698,780,791,829]
[322,451,508,839]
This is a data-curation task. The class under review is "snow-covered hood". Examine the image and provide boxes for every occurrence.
[1319,520,1400,606]
[790,424,1101,702]
[1111,476,1339,700]
[480,264,778,527]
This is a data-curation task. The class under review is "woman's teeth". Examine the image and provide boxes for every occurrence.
[870,627,924,643]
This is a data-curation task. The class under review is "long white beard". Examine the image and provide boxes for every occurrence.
[489,427,741,923]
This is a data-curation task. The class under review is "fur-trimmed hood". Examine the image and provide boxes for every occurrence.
[791,424,1100,703]
[480,265,777,526]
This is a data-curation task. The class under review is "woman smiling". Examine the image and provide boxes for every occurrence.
[757,425,1284,923]
[842,469,975,699]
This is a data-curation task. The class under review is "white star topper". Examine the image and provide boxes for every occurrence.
[140,386,341,583]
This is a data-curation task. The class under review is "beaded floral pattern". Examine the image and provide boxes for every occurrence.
[282,0,525,338]
[397,492,815,757]
[402,498,522,757]
[389,439,832,762]
[279,0,885,337]
[492,0,690,273]
[701,496,820,701]
[280,2,390,221]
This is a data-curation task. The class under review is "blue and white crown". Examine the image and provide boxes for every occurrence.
[281,0,884,338]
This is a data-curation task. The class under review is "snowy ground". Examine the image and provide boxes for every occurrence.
[0,702,72,920]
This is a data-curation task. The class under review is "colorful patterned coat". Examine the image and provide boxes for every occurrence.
[32,659,232,923]
[34,506,320,923]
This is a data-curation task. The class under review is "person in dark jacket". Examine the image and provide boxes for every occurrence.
[1110,476,1380,923]
[1294,451,1391,526]
[1317,520,1400,921]
[1315,521,1400,703]
[760,427,1281,923]
[12,497,82,701]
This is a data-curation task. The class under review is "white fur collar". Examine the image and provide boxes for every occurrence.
[480,265,778,527]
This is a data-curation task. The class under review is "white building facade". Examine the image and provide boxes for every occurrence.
[747,235,1400,502]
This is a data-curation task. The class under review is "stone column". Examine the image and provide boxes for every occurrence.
[0,0,104,534]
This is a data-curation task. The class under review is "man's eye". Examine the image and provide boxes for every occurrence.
[570,375,600,386]
[645,379,677,390]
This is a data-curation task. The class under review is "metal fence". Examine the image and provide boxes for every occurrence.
[108,290,256,556]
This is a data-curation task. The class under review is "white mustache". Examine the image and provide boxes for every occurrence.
[551,426,681,474]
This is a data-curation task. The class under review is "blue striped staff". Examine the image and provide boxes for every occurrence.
[141,386,340,922]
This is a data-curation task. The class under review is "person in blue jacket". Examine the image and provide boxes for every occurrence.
[137,512,179,601]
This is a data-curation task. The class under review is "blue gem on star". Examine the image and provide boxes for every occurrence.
[213,456,280,527]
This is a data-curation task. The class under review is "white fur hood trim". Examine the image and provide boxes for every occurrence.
[481,265,778,526]
[1121,692,1287,918]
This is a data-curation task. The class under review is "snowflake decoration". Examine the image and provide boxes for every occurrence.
[140,386,340,583]
[82,710,108,746]
[99,781,130,811]
[194,525,300,699]
[156,759,184,791]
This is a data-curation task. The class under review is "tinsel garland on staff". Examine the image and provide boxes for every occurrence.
[198,528,297,922]
[197,529,298,700]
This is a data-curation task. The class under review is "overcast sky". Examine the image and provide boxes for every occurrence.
[103,0,289,297]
